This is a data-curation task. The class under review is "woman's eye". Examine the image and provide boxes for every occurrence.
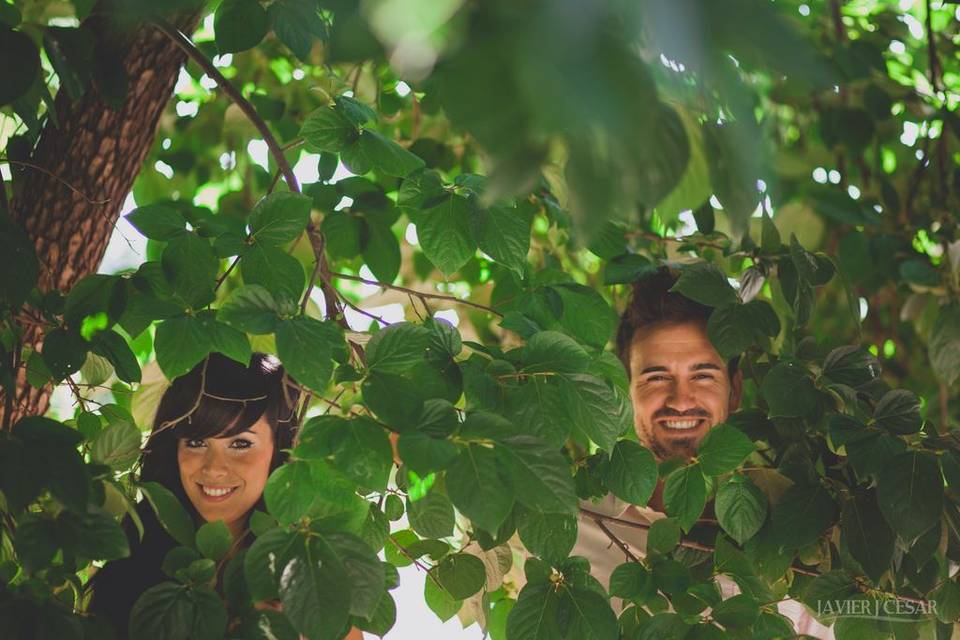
[230,439,253,450]
[184,438,205,448]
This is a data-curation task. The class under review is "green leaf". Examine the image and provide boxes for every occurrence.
[445,444,514,533]
[517,511,577,566]
[433,553,486,599]
[214,0,268,53]
[267,0,326,61]
[715,474,767,545]
[154,315,210,380]
[275,316,334,393]
[240,242,305,306]
[412,194,475,276]
[670,262,739,308]
[647,517,681,555]
[558,586,619,640]
[609,562,653,601]
[605,441,657,506]
[249,192,312,246]
[876,450,943,541]
[196,520,232,563]
[929,305,960,386]
[91,419,141,470]
[603,253,656,285]
[264,460,364,527]
[43,26,94,100]
[296,415,392,492]
[13,515,58,573]
[41,328,88,382]
[67,510,130,561]
[65,273,125,329]
[711,594,760,628]
[347,129,425,178]
[497,436,578,515]
[92,329,142,383]
[126,204,187,240]
[162,232,218,309]
[662,463,707,532]
[697,424,755,476]
[559,374,627,452]
[760,212,781,252]
[506,378,571,446]
[771,484,836,549]
[872,389,921,435]
[278,536,351,640]
[521,331,589,374]
[408,489,456,539]
[424,573,461,622]
[930,580,960,624]
[140,481,196,548]
[335,95,377,126]
[0,29,39,106]
[300,106,357,153]
[0,221,39,308]
[840,488,894,582]
[217,285,279,334]
[366,322,430,375]
[244,527,298,601]
[552,283,618,349]
[469,204,532,276]
[205,314,250,364]
[706,300,780,361]
[130,583,228,640]
[362,221,401,283]
[322,532,385,618]
[321,211,362,259]
[397,432,459,475]
[759,361,819,419]
[506,583,561,640]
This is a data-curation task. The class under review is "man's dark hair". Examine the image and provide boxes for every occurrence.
[615,265,739,378]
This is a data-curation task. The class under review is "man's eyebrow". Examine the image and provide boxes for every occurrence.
[639,366,669,375]
[691,362,723,371]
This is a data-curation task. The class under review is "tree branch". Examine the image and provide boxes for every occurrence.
[330,271,503,317]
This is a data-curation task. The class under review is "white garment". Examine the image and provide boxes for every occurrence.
[572,495,835,639]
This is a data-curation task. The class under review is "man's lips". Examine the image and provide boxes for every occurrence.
[197,484,239,501]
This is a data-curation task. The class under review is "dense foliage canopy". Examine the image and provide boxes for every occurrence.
[2,0,960,638]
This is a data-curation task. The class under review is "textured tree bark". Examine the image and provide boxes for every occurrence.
[3,11,200,423]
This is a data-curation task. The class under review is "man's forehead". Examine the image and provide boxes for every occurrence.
[629,322,725,371]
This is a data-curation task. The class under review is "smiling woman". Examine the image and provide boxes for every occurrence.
[88,352,300,638]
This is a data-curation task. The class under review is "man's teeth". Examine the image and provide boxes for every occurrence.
[201,486,235,497]
[662,419,700,430]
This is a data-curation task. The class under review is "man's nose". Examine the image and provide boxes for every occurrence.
[665,379,698,412]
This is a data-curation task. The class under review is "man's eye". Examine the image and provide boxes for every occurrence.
[230,439,253,450]
[693,373,715,380]
[647,375,668,382]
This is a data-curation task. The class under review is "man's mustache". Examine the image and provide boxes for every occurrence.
[653,408,710,419]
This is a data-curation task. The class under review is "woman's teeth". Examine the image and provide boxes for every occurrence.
[661,419,700,430]
[201,485,236,497]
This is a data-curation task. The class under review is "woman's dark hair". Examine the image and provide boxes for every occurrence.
[140,351,300,522]
[89,352,299,636]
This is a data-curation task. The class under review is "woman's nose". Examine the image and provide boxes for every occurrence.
[201,446,229,477]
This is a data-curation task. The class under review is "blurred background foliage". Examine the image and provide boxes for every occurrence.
[2,0,960,638]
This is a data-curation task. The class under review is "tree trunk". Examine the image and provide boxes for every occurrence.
[3,11,200,423]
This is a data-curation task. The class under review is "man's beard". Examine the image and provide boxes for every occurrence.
[648,434,700,461]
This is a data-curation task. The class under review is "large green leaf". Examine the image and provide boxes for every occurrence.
[362,221,401,283]
[154,315,210,380]
[433,553,486,600]
[344,129,425,178]
[91,419,141,470]
[604,440,657,506]
[662,463,707,532]
[771,484,836,549]
[214,0,268,53]
[929,305,960,386]
[759,361,819,419]
[195,521,232,563]
[497,436,578,515]
[244,527,299,601]
[248,192,312,246]
[0,221,39,308]
[706,300,780,361]
[264,459,363,527]
[322,532,385,618]
[300,106,357,153]
[506,583,561,640]
[366,321,430,375]
[267,0,326,61]
[279,536,351,640]
[670,262,739,308]
[552,283,618,349]
[469,204,532,276]
[559,374,627,451]
[517,511,577,567]
[521,331,589,374]
[295,415,392,492]
[92,329,142,383]
[275,316,334,393]
[408,489,456,539]
[872,389,921,435]
[140,482,195,549]
[412,194,475,276]
[161,232,217,309]
[130,583,228,640]
[697,424,755,476]
[240,242,305,306]
[445,444,514,533]
[217,285,279,334]
[840,488,893,582]
[41,328,88,382]
[876,450,943,541]
[0,29,40,106]
[715,474,767,545]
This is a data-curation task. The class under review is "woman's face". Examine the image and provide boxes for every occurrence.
[177,417,275,538]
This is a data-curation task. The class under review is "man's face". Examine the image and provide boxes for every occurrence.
[629,321,741,461]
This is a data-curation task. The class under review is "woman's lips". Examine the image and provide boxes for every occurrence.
[197,484,238,501]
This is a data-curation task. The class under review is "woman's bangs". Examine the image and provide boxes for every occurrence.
[169,393,269,441]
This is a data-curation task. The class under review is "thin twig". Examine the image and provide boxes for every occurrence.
[592,516,642,563]
[330,271,503,317]
[0,158,111,205]
[214,256,241,291]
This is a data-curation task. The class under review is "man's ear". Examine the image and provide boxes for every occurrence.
[729,369,743,413]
